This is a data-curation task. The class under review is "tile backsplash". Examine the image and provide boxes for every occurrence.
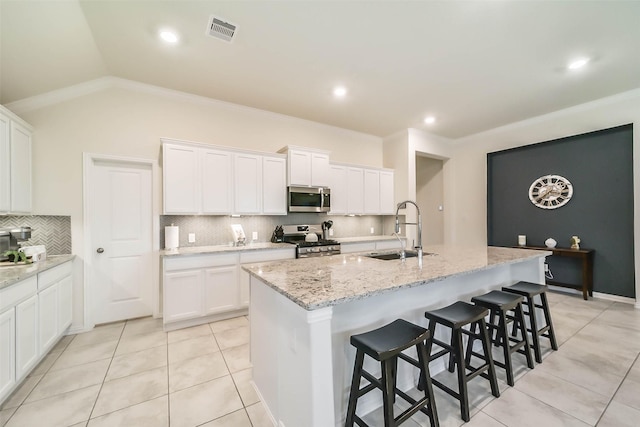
[0,215,72,255]
[160,214,402,248]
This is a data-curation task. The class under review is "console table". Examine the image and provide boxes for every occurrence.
[515,246,595,300]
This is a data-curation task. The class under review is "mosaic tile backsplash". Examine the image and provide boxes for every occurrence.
[160,214,403,249]
[0,215,72,255]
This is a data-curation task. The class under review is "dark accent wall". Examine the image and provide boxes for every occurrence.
[487,124,634,298]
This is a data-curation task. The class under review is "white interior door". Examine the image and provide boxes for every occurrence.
[88,158,153,325]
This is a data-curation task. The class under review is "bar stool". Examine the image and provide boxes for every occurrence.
[502,281,558,363]
[468,290,535,386]
[423,301,500,422]
[345,319,439,427]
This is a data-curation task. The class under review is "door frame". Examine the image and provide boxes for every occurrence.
[82,153,159,330]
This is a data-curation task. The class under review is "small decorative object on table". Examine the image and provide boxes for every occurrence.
[571,235,580,250]
[230,224,246,246]
[544,238,557,248]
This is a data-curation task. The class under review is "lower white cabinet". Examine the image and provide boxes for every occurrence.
[0,309,16,400]
[340,239,406,254]
[15,295,38,380]
[163,248,295,329]
[0,260,74,404]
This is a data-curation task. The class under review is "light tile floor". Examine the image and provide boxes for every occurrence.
[1,290,639,426]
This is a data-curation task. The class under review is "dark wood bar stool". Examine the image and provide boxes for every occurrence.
[423,302,500,422]
[345,319,439,427]
[502,281,558,363]
[468,290,535,386]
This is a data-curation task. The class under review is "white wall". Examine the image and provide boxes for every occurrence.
[416,156,444,245]
[13,80,384,329]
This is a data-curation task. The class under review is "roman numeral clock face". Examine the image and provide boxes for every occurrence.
[529,175,573,209]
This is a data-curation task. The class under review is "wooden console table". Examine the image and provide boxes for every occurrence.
[515,246,595,300]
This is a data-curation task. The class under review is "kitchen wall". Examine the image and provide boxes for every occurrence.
[13,79,385,330]
[159,214,398,248]
[0,215,71,254]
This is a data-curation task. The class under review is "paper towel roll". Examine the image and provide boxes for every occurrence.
[165,225,179,250]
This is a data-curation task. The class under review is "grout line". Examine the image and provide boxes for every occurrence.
[593,352,640,426]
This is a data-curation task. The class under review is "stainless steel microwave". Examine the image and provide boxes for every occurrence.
[288,186,331,212]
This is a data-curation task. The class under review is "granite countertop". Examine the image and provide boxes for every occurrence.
[0,255,76,291]
[160,242,294,257]
[244,245,551,310]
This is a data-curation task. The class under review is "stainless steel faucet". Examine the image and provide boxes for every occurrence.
[395,200,423,267]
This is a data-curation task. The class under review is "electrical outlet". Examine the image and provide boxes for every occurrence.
[329,229,334,236]
[252,231,258,241]
[188,233,196,243]
[370,227,375,234]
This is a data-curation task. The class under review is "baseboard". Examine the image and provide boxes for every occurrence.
[592,291,636,305]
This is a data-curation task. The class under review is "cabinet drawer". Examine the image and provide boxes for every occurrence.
[240,248,295,264]
[340,242,376,254]
[165,253,239,271]
[0,276,37,312]
[38,262,72,291]
[375,239,405,251]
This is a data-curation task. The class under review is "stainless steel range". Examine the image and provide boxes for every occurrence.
[280,224,341,258]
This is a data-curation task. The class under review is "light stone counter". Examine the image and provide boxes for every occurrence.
[245,245,550,310]
[160,242,291,257]
[0,255,76,291]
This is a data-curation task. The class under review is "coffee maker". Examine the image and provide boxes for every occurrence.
[0,226,32,261]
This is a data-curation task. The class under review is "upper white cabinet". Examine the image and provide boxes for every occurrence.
[162,139,287,216]
[0,106,33,214]
[330,163,394,216]
[279,146,330,187]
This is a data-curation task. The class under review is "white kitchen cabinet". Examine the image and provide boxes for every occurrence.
[204,266,239,315]
[280,146,331,187]
[262,156,287,215]
[163,143,200,214]
[0,308,16,401]
[57,276,73,332]
[364,169,381,214]
[38,284,58,354]
[340,241,376,254]
[329,164,347,215]
[15,295,38,380]
[347,167,365,214]
[202,148,233,214]
[0,107,33,214]
[380,170,395,214]
[164,269,203,323]
[234,153,262,214]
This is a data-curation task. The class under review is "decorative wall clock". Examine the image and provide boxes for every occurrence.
[529,174,573,209]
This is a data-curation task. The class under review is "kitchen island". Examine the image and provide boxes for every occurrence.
[244,245,550,427]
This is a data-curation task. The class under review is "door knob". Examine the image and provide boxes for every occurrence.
[96,248,104,254]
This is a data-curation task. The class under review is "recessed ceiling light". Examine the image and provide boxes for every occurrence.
[160,30,179,44]
[568,57,589,70]
[333,86,347,98]
[424,116,436,125]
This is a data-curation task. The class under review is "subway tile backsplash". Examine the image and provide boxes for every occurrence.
[160,214,402,248]
[0,215,72,255]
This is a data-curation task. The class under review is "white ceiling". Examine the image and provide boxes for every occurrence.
[2,1,640,139]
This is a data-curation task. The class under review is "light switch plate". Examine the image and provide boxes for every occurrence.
[252,231,258,241]
[188,233,196,243]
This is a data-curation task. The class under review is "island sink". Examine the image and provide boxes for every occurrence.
[366,251,419,260]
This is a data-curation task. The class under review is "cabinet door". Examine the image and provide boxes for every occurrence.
[234,153,262,214]
[164,270,203,323]
[311,153,330,187]
[363,169,381,214]
[0,308,16,401]
[0,113,10,213]
[38,284,58,353]
[347,167,364,214]
[58,275,73,333]
[288,150,311,186]
[9,121,32,213]
[202,149,233,214]
[262,156,287,215]
[16,295,38,380]
[203,266,239,315]
[163,143,200,214]
[238,269,250,308]
[329,164,347,214]
[380,171,395,215]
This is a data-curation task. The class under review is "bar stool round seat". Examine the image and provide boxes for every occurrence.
[423,301,500,422]
[502,281,558,363]
[469,290,535,386]
[345,319,439,427]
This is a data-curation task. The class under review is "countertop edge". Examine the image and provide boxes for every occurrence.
[0,255,76,291]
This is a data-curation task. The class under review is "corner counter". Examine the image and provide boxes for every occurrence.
[0,255,76,291]
[245,245,550,427]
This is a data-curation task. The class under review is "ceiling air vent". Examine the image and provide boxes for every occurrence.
[207,16,237,42]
